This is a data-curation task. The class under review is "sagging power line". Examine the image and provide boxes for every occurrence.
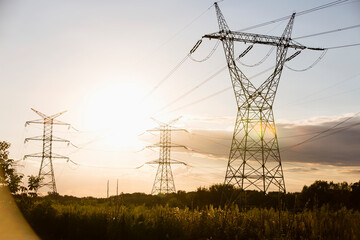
[238,0,350,32]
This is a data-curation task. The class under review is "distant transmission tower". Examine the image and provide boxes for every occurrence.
[145,117,187,195]
[24,108,71,193]
[194,3,324,194]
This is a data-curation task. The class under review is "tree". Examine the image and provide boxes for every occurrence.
[27,175,42,197]
[0,141,23,194]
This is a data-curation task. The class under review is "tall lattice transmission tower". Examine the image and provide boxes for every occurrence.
[192,3,324,194]
[24,108,71,193]
[144,117,187,195]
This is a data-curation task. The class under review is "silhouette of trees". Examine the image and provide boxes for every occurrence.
[0,141,23,194]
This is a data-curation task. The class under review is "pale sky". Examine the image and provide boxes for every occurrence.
[1,0,359,197]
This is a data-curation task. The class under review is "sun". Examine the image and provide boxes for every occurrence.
[82,80,156,149]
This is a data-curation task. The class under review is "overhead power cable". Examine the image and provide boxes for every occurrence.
[296,72,360,103]
[281,112,360,152]
[149,2,359,115]
[139,3,217,102]
[155,65,227,114]
[293,24,360,40]
[168,87,231,113]
[68,159,138,170]
[141,54,190,102]
[144,1,344,107]
[325,43,360,49]
[157,3,214,49]
[238,0,349,32]
[166,66,275,113]
[165,37,360,114]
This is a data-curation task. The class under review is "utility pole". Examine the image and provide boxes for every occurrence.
[107,180,109,198]
[195,3,324,194]
[116,179,118,196]
[145,117,188,195]
[24,108,71,193]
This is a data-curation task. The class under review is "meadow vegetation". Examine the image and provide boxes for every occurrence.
[2,141,360,239]
[10,180,360,240]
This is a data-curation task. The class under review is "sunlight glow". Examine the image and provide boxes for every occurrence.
[82,80,156,149]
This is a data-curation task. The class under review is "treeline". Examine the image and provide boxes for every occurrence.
[10,181,360,240]
[14,180,360,211]
[112,180,360,210]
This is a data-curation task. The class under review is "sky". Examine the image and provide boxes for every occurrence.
[0,0,359,197]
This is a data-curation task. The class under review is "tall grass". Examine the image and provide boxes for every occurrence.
[22,199,360,240]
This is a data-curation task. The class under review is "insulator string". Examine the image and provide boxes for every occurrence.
[285,49,327,72]
[189,40,220,62]
[237,46,275,67]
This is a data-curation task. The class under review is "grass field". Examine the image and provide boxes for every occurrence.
[17,197,360,240]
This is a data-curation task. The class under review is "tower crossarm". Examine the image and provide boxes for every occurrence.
[203,31,324,51]
[25,119,71,126]
[147,128,188,133]
[145,159,187,165]
[49,153,69,160]
[25,119,45,126]
[25,135,70,143]
[52,120,71,126]
[146,144,187,149]
[30,108,67,120]
[24,152,69,160]
[169,159,188,165]
[24,153,44,159]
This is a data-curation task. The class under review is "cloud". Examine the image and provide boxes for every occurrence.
[173,114,360,167]
[339,169,360,175]
[285,167,319,173]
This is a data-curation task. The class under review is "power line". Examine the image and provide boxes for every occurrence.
[281,112,360,152]
[190,132,230,148]
[325,43,360,49]
[140,3,216,102]
[285,84,360,107]
[164,36,360,114]
[154,65,227,114]
[141,54,190,102]
[188,120,360,144]
[277,72,360,109]
[146,2,357,116]
[293,24,360,40]
[68,159,138,170]
[156,3,214,50]
[238,0,349,32]
[168,87,231,113]
[165,66,275,113]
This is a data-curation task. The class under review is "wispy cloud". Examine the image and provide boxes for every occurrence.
[170,114,360,167]
[339,169,360,175]
[286,167,319,173]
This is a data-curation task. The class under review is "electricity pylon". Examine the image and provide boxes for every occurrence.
[24,108,70,193]
[145,117,187,195]
[199,3,324,194]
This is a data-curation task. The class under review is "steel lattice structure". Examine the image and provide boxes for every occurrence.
[24,108,70,193]
[145,117,187,195]
[200,3,324,193]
